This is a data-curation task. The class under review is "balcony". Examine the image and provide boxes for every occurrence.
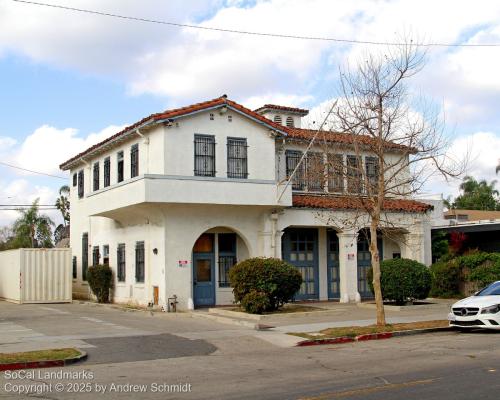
[84,174,292,216]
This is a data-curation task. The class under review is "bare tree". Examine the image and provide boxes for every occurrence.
[296,40,465,325]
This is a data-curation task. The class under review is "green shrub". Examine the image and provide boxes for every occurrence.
[240,290,271,314]
[429,259,461,298]
[229,257,302,313]
[87,264,113,303]
[368,258,431,304]
[468,262,500,287]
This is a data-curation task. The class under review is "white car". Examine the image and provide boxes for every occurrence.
[448,281,500,330]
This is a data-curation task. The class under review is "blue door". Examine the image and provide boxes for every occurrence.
[282,228,319,301]
[193,253,215,307]
[357,234,383,299]
[327,230,340,299]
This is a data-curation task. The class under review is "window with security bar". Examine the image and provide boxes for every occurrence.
[117,151,124,183]
[327,154,344,193]
[104,157,110,187]
[77,170,84,198]
[227,138,248,179]
[135,241,145,283]
[365,156,379,193]
[131,144,139,178]
[347,155,363,193]
[194,134,216,177]
[82,233,88,281]
[306,152,324,192]
[117,243,126,282]
[92,246,100,266]
[93,162,100,191]
[218,233,237,287]
[286,150,306,190]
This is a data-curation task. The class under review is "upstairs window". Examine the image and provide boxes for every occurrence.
[365,156,379,193]
[286,150,306,190]
[131,144,139,178]
[117,243,126,282]
[82,233,88,281]
[72,173,77,187]
[92,245,100,266]
[135,241,145,283]
[306,152,324,191]
[227,138,248,179]
[286,116,295,127]
[104,157,110,188]
[347,155,362,194]
[194,134,216,177]
[102,245,109,265]
[273,115,282,125]
[93,162,100,191]
[77,170,84,199]
[117,151,124,183]
[327,154,344,193]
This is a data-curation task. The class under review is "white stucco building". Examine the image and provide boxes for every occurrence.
[60,95,432,309]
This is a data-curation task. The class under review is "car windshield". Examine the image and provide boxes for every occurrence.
[475,282,500,296]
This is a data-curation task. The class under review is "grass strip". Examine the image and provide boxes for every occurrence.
[289,320,449,339]
[0,348,81,364]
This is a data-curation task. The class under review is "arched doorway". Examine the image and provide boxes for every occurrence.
[192,227,249,307]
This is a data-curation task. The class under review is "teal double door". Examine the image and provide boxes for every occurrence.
[357,234,383,299]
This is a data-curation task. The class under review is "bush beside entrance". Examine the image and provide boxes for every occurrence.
[229,257,302,314]
[368,258,431,304]
[87,264,113,303]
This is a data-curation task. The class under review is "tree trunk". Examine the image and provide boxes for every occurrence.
[369,221,386,326]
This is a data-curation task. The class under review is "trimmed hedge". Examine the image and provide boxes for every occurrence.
[229,257,302,314]
[368,258,431,304]
[429,259,461,298]
[87,264,113,303]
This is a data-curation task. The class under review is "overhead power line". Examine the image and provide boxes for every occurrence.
[10,0,500,48]
[0,161,67,180]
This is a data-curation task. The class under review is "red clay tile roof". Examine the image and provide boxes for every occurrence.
[59,96,412,170]
[286,128,412,152]
[292,194,432,213]
[60,96,286,170]
[254,104,309,115]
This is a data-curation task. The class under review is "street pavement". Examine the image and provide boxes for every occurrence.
[0,300,498,399]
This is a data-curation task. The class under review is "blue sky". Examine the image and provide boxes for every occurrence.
[0,0,499,225]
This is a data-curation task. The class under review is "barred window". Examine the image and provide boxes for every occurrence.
[104,157,110,187]
[92,245,100,266]
[194,135,216,177]
[72,256,77,279]
[135,241,145,283]
[82,233,88,281]
[327,154,344,193]
[365,156,379,192]
[286,116,295,127]
[77,170,84,199]
[286,150,306,190]
[227,138,248,179]
[347,155,363,193]
[306,152,324,191]
[131,144,139,178]
[93,162,100,191]
[274,115,282,125]
[117,151,124,183]
[218,234,236,287]
[72,173,77,187]
[102,245,109,265]
[117,243,126,282]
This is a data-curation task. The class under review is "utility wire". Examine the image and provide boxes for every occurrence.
[9,0,500,48]
[0,161,67,180]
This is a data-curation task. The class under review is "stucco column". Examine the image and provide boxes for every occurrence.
[403,233,425,264]
[274,230,283,259]
[338,231,361,303]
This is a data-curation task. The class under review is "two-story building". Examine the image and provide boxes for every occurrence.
[60,95,432,309]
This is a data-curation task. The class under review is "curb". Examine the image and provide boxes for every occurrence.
[296,327,453,347]
[0,351,87,372]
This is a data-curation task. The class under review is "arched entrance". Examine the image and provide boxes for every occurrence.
[192,227,249,307]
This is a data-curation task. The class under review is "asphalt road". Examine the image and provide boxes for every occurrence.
[1,330,499,399]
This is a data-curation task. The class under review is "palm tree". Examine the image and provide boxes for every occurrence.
[453,176,500,210]
[55,185,70,226]
[13,198,55,248]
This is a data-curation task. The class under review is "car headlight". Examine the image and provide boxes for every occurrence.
[481,304,500,314]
